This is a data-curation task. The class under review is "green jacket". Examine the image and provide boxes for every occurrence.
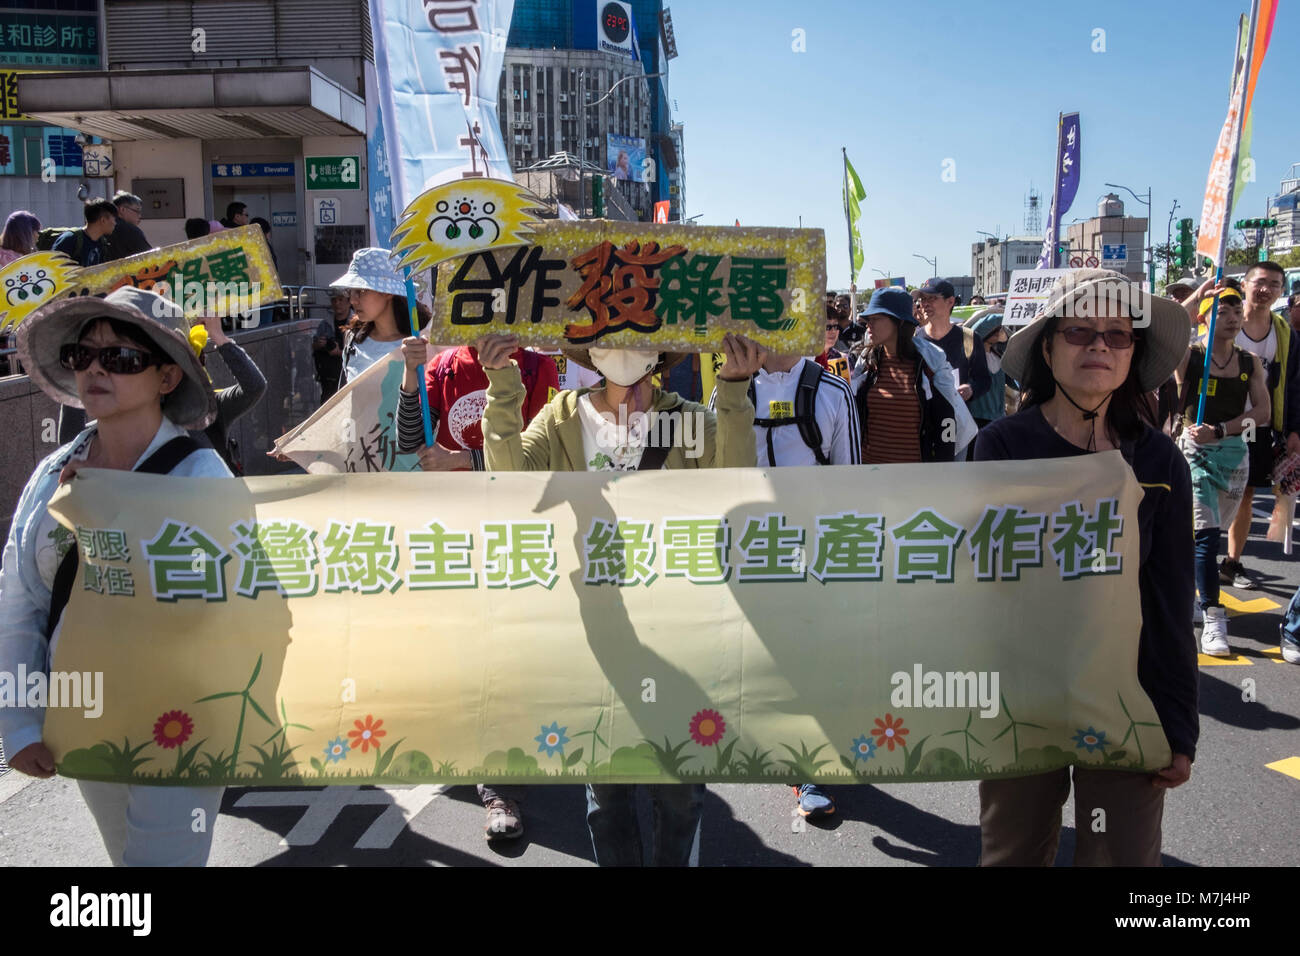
[483,365,756,471]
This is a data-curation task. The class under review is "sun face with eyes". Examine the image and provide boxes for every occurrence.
[390,179,544,274]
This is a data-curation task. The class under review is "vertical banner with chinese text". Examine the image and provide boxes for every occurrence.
[368,0,516,216]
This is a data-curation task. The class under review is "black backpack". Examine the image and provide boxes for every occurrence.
[45,437,202,640]
[748,361,830,465]
[35,226,103,263]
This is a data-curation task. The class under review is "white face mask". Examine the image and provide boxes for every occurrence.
[986,352,1002,375]
[589,347,658,387]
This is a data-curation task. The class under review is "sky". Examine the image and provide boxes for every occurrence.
[664,0,1299,289]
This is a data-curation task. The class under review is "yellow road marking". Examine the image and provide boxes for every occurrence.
[1198,652,1253,665]
[1220,592,1280,616]
[1265,756,1300,780]
[1257,646,1293,663]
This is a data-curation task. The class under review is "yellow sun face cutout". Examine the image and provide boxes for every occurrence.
[390,179,544,276]
[0,252,80,332]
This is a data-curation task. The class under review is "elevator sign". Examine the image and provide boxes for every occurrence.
[306,156,360,190]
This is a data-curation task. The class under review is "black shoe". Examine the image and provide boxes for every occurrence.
[1219,558,1257,590]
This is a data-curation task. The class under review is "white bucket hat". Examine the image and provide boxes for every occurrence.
[330,247,407,297]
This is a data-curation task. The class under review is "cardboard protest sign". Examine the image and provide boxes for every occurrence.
[427,221,826,355]
[42,454,1170,787]
[0,226,281,331]
[273,347,421,474]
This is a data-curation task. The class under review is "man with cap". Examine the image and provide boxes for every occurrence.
[1221,261,1300,589]
[312,289,351,404]
[915,277,992,412]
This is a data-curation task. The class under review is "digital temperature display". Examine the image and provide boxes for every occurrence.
[601,3,630,44]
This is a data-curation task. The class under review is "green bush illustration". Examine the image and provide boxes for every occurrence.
[478,747,540,775]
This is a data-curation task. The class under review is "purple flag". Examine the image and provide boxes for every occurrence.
[1037,112,1081,269]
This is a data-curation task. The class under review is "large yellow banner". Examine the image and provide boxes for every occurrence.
[428,221,825,355]
[41,456,1169,786]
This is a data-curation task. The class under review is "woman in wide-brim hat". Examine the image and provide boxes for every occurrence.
[478,331,761,865]
[1,286,230,866]
[973,269,1197,866]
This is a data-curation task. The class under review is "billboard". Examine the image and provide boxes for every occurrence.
[574,0,641,62]
[608,133,649,183]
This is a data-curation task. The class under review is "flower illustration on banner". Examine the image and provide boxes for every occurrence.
[850,734,877,763]
[323,736,350,764]
[535,721,570,758]
[1072,727,1109,753]
[871,714,908,752]
[348,715,387,754]
[689,709,726,747]
[152,710,194,750]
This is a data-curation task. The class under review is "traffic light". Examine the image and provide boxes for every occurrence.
[1234,218,1278,229]
[1175,218,1194,268]
[592,176,604,218]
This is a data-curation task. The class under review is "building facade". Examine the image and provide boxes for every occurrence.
[1063,194,1147,285]
[1265,165,1299,259]
[970,237,1043,297]
[0,1,107,234]
[502,0,681,222]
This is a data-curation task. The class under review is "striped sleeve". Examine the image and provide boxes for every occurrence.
[819,368,861,465]
[396,388,441,453]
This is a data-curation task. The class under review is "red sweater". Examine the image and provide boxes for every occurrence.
[424,345,559,450]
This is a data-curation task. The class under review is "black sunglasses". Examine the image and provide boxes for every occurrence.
[1056,326,1135,349]
[59,343,166,375]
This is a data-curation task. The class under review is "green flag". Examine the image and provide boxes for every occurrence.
[843,153,867,280]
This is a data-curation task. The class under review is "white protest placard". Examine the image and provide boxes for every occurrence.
[1003,269,1073,326]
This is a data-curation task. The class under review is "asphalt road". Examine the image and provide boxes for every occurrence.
[2,497,1297,868]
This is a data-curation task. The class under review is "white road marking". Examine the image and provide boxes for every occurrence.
[0,768,35,804]
[233,784,446,848]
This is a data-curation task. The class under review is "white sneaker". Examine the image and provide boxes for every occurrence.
[1201,606,1231,657]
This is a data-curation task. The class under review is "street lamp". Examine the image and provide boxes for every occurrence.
[1165,200,1179,282]
[580,69,667,219]
[1104,181,1154,292]
[912,253,937,277]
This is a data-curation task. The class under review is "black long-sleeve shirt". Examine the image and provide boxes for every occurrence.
[922,323,991,403]
[974,406,1199,762]
[199,341,268,470]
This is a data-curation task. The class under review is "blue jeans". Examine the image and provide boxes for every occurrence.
[1194,527,1221,609]
[585,784,703,866]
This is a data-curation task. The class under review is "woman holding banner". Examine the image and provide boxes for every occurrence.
[479,331,761,867]
[330,247,422,387]
[974,269,1197,866]
[1,287,230,866]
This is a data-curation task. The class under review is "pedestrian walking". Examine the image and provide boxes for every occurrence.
[1,287,228,866]
[974,269,1197,866]
[480,332,759,865]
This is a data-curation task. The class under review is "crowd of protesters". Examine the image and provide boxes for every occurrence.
[3,211,1300,868]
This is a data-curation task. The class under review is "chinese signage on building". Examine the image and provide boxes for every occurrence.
[0,6,100,69]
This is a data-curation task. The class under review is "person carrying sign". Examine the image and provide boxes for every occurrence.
[974,269,1196,866]
[1173,288,1269,656]
[479,332,760,866]
[1,288,230,866]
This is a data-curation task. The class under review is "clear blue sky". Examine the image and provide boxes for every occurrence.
[665,0,1298,288]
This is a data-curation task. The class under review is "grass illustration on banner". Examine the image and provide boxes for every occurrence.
[389,178,545,276]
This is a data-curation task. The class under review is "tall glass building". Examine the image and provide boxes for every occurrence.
[501,0,680,221]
